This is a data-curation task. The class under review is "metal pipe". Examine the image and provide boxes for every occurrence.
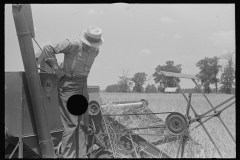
[101,112,172,116]
[12,4,55,158]
[106,100,147,107]
[112,101,146,108]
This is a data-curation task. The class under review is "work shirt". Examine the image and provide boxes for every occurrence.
[36,38,99,77]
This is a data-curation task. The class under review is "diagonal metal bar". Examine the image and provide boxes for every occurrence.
[186,93,192,118]
[9,141,20,159]
[200,96,235,117]
[218,116,236,143]
[192,101,235,127]
[180,135,187,158]
[192,79,216,110]
[191,102,235,143]
[192,79,235,146]
[193,79,233,118]
[198,120,223,157]
[176,135,183,158]
[173,78,199,116]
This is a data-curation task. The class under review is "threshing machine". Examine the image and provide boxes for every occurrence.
[5,4,235,158]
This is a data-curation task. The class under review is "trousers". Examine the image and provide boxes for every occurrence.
[57,75,89,158]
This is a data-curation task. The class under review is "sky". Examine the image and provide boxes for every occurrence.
[5,4,235,90]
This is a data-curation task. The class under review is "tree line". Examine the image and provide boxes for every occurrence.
[105,51,235,94]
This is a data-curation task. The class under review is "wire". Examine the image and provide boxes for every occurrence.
[22,9,44,52]
[32,37,45,53]
[22,9,50,74]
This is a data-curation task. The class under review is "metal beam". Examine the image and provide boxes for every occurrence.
[12,4,55,158]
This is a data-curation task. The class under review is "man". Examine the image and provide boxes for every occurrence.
[36,25,104,158]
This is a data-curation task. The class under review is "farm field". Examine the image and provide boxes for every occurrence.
[99,93,236,158]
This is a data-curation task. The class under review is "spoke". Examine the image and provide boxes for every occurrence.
[193,79,215,109]
[192,102,234,128]
[200,97,235,117]
[186,93,192,117]
[192,115,214,130]
[218,117,236,143]
[199,121,223,157]
[180,135,187,158]
[176,135,183,158]
[191,102,236,143]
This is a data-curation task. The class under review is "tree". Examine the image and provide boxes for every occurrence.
[196,73,211,94]
[196,56,221,94]
[145,84,157,93]
[219,51,235,94]
[194,86,201,93]
[157,85,163,93]
[117,69,132,93]
[105,84,120,92]
[220,58,235,94]
[131,72,148,93]
[132,85,144,93]
[153,60,182,91]
[208,56,221,94]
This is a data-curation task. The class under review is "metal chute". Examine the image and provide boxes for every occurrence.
[12,4,55,158]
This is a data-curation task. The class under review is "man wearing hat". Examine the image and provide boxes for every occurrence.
[36,25,104,158]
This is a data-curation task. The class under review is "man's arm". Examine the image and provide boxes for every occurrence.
[36,39,77,75]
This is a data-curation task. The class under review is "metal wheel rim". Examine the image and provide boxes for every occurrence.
[166,112,188,136]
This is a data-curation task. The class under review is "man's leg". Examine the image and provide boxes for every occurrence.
[57,78,89,158]
[78,79,89,157]
[57,79,79,158]
[78,125,88,157]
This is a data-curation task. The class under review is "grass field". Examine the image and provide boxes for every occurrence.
[99,93,236,158]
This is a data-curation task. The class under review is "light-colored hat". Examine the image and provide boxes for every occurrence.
[80,25,104,47]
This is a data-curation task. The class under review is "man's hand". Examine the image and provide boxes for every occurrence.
[54,65,65,78]
[45,58,65,78]
[45,58,56,68]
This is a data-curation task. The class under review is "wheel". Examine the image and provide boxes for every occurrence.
[88,102,100,115]
[165,112,188,136]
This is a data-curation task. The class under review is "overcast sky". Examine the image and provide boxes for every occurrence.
[5,4,235,90]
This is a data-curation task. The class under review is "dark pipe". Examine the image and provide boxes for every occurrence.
[12,4,55,158]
